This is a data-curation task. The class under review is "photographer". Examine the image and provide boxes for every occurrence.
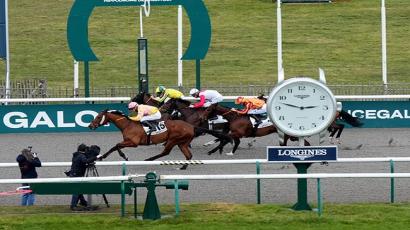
[16,147,42,206]
[68,144,102,211]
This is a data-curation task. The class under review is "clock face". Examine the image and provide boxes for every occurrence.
[267,78,337,137]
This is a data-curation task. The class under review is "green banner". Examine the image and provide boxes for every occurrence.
[0,101,409,134]
[340,101,410,128]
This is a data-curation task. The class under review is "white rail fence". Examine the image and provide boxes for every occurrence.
[1,172,410,216]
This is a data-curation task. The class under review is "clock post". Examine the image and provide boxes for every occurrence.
[267,75,339,212]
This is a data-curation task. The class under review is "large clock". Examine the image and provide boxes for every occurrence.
[267,77,337,137]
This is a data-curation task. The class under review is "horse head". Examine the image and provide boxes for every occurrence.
[88,109,109,130]
[131,91,149,104]
[88,110,127,130]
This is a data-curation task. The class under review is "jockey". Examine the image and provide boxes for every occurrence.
[128,102,161,132]
[232,96,267,127]
[189,88,223,108]
[153,86,184,104]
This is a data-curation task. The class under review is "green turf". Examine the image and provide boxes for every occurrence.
[1,203,410,229]
[1,0,410,89]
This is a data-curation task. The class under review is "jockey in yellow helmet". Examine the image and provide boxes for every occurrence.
[153,86,184,104]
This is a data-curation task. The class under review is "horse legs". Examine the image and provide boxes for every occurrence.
[203,139,220,147]
[335,125,344,138]
[333,124,344,144]
[177,143,193,170]
[102,140,135,160]
[225,138,241,156]
[144,142,175,161]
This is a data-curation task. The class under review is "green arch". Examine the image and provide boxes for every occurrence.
[67,0,211,61]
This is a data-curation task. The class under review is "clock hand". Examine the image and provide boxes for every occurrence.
[281,102,302,109]
[303,105,318,109]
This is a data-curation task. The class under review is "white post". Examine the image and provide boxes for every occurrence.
[139,7,144,38]
[73,60,79,97]
[381,0,388,92]
[177,5,183,87]
[4,0,10,104]
[277,0,283,83]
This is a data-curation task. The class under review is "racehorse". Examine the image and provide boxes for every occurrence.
[206,104,310,155]
[160,99,231,152]
[328,110,363,144]
[131,91,162,107]
[88,109,231,169]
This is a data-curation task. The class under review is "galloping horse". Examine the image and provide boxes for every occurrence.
[88,110,231,169]
[206,104,310,155]
[328,110,363,144]
[160,99,231,152]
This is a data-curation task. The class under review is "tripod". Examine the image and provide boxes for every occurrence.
[85,164,110,208]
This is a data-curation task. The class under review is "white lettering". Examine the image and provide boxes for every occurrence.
[75,110,98,127]
[405,110,410,119]
[391,110,404,119]
[3,112,28,128]
[30,112,55,128]
[365,110,377,119]
[377,110,390,119]
[351,110,364,119]
[57,111,75,128]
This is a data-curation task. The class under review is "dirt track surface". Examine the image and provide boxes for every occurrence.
[1,128,410,206]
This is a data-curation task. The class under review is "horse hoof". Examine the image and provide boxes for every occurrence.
[225,152,234,156]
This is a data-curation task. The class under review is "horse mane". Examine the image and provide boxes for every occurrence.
[132,91,152,104]
[107,110,130,120]
[176,98,191,106]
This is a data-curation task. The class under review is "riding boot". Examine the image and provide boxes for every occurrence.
[251,115,262,128]
[141,121,156,132]
[141,121,156,145]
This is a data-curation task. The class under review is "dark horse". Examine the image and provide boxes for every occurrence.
[88,110,231,169]
[328,110,363,144]
[131,92,162,107]
[160,99,231,152]
[206,104,310,155]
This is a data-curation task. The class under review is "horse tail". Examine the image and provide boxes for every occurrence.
[194,127,233,144]
[339,110,364,127]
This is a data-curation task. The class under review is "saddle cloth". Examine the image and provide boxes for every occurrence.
[208,115,228,124]
[249,116,273,129]
[141,120,167,135]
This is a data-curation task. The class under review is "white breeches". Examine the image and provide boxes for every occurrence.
[140,111,161,121]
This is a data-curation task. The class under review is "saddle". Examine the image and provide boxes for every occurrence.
[208,115,228,130]
[141,120,167,135]
[249,114,272,129]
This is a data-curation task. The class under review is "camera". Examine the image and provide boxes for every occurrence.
[86,145,101,158]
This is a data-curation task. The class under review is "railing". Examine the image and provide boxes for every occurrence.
[2,83,410,98]
[1,157,409,205]
[1,171,410,217]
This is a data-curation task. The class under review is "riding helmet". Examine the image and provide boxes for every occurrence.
[189,88,199,96]
[155,86,166,94]
[128,101,138,109]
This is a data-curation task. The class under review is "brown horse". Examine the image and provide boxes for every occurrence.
[207,104,310,155]
[160,100,231,151]
[88,110,231,169]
